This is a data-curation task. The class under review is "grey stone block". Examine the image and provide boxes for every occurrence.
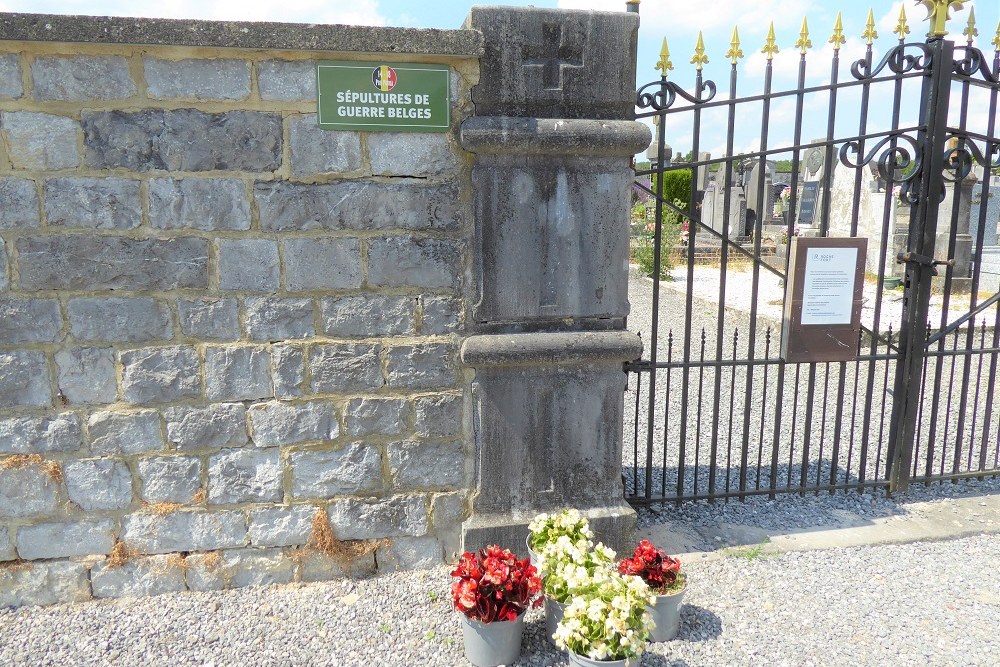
[144,57,250,100]
[414,394,463,438]
[258,60,315,101]
[431,491,468,561]
[0,111,81,170]
[120,346,201,404]
[0,177,40,227]
[165,403,248,451]
[327,495,428,540]
[420,295,463,334]
[244,297,315,341]
[208,449,283,504]
[44,177,141,230]
[0,562,91,607]
[0,239,5,290]
[345,398,409,437]
[299,550,375,581]
[376,536,442,571]
[255,180,462,232]
[149,178,251,231]
[0,54,22,98]
[17,518,115,560]
[369,133,460,177]
[289,444,383,498]
[0,464,60,518]
[137,456,202,503]
[68,297,172,343]
[272,344,306,398]
[0,414,82,454]
[186,548,294,591]
[177,298,239,340]
[248,504,316,547]
[55,347,118,405]
[219,239,279,292]
[385,344,457,389]
[289,115,362,176]
[89,410,163,455]
[319,295,414,338]
[0,526,13,561]
[64,459,133,511]
[17,235,208,291]
[388,441,464,490]
[309,344,383,393]
[0,351,50,407]
[0,298,62,343]
[283,238,362,291]
[367,236,462,289]
[121,510,247,554]
[32,55,135,101]
[91,555,187,599]
[83,109,282,172]
[247,400,338,447]
[464,7,638,119]
[204,346,272,401]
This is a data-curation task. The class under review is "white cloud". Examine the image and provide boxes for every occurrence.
[0,0,386,25]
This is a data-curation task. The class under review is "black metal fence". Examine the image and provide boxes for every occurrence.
[625,8,1000,504]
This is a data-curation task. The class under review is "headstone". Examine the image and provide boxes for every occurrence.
[935,170,976,292]
[970,168,999,248]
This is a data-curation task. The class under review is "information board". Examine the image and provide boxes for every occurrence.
[317,61,450,133]
[781,237,867,363]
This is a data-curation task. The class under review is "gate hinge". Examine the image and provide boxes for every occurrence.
[896,252,954,276]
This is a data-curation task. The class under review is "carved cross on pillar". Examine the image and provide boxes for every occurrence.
[523,22,584,91]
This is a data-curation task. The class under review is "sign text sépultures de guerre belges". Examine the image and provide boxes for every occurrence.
[316,61,451,133]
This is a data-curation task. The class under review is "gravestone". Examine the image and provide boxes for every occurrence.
[796,141,828,228]
[935,170,976,292]
[746,160,775,228]
[970,166,999,248]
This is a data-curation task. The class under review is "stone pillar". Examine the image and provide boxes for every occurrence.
[935,171,977,293]
[459,6,648,554]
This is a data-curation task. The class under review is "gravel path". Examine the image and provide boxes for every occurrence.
[2,533,998,666]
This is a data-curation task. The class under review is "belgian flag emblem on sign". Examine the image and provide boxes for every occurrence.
[372,66,397,91]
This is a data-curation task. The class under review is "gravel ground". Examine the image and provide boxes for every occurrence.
[2,533,998,666]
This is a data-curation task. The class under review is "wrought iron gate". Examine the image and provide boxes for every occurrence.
[624,5,1000,504]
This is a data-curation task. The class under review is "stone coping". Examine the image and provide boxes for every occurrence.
[0,12,484,56]
[460,117,650,157]
[461,331,643,368]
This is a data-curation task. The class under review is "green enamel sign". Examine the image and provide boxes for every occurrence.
[316,61,451,133]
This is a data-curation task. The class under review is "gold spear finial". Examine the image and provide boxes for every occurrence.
[830,12,847,50]
[656,37,674,77]
[917,1,965,38]
[994,20,1000,51]
[795,17,813,54]
[726,25,745,64]
[963,6,978,42]
[762,22,780,60]
[863,8,879,44]
[894,5,911,40]
[691,31,709,71]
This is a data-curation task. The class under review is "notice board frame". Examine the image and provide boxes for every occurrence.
[780,236,868,363]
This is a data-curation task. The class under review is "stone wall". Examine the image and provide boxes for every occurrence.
[0,14,480,606]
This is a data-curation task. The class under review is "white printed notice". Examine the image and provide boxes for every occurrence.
[801,247,858,325]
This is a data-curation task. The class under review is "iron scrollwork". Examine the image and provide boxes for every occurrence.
[636,79,717,113]
[942,134,1000,183]
[850,43,933,81]
[838,133,924,204]
[952,46,1000,84]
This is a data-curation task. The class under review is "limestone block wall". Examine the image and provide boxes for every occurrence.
[0,16,480,606]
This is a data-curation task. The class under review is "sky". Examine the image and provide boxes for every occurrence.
[1,1,998,161]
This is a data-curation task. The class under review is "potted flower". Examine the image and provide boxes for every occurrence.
[540,539,616,642]
[526,508,593,567]
[618,540,686,641]
[451,545,542,667]
[553,570,654,667]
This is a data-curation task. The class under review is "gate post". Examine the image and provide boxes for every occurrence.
[458,7,649,553]
[887,36,955,492]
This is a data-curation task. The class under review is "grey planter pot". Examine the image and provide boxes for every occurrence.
[648,586,686,642]
[526,535,541,570]
[460,613,525,667]
[544,597,566,645]
[567,651,640,667]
